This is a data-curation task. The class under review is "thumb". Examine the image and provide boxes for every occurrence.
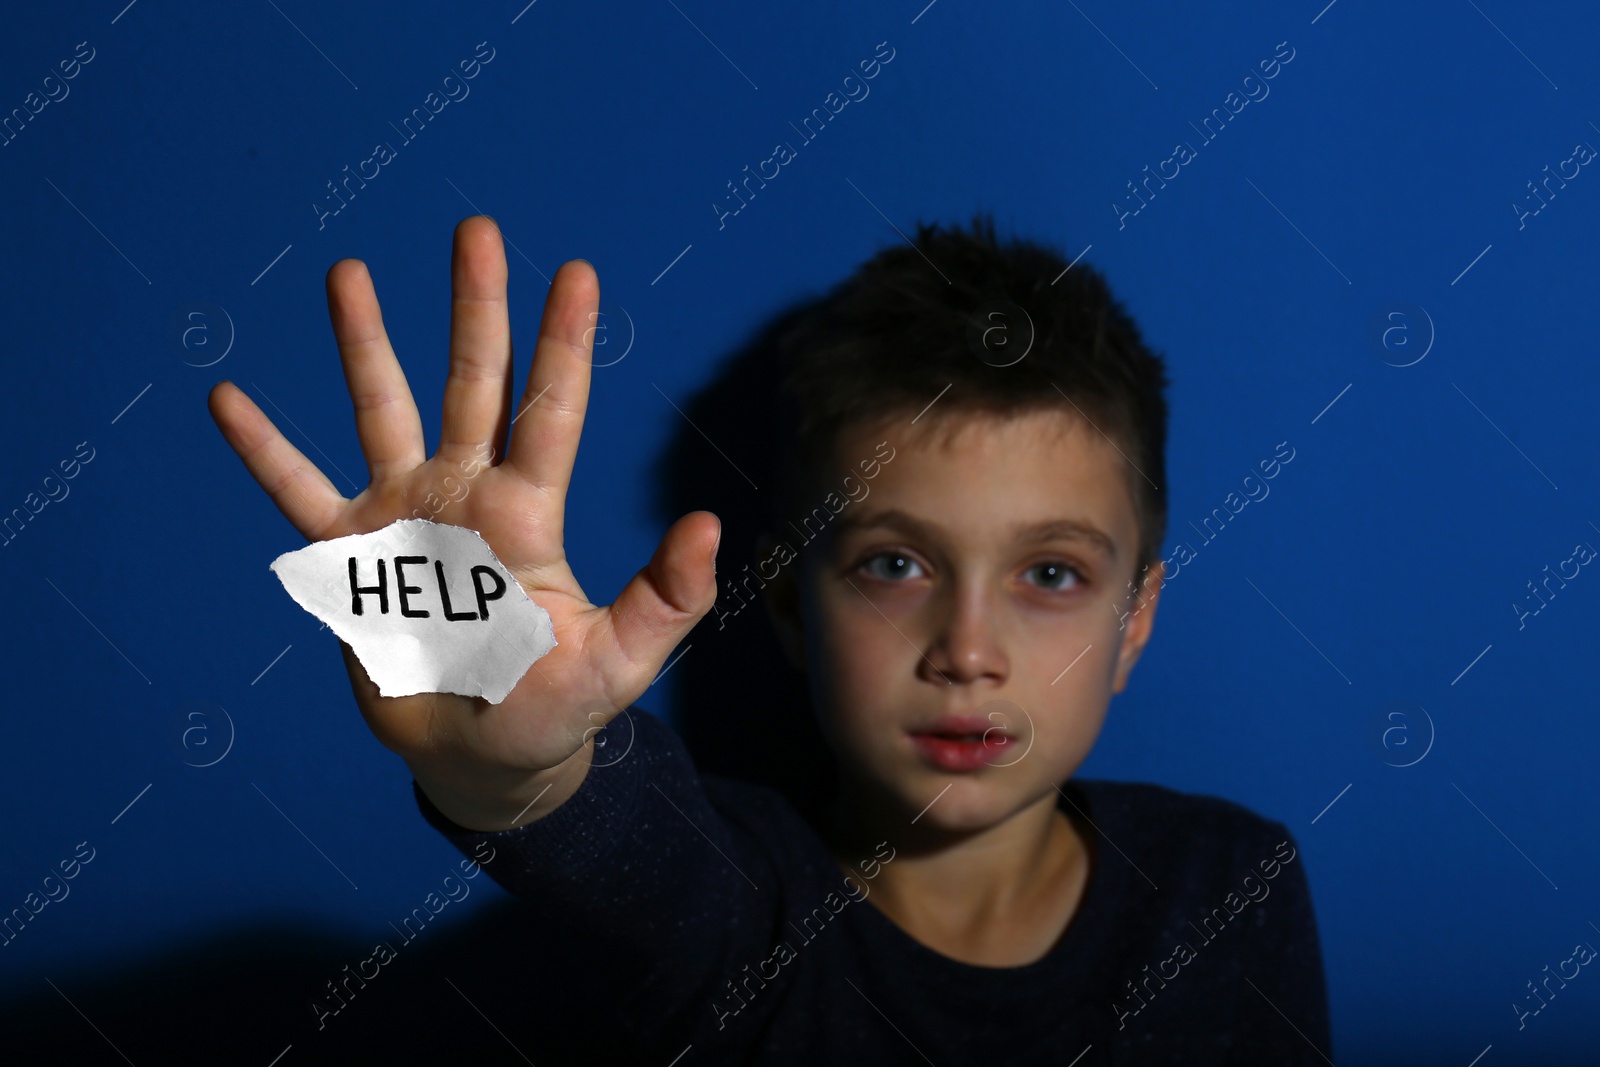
[606,510,721,694]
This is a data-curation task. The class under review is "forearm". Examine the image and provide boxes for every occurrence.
[410,707,794,1051]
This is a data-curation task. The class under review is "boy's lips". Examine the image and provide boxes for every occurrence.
[906,713,1016,772]
[909,713,1016,740]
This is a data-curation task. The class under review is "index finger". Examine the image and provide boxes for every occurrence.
[502,258,599,500]
[207,381,347,541]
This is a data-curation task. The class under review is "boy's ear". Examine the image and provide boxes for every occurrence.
[755,530,806,673]
[1111,560,1163,695]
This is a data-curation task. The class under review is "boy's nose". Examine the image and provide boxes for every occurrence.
[918,586,1009,686]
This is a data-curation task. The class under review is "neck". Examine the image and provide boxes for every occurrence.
[821,774,1086,929]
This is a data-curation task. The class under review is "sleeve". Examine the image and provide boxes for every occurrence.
[410,705,804,1057]
[1228,822,1334,1065]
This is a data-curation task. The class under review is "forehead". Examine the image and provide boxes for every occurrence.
[825,407,1140,556]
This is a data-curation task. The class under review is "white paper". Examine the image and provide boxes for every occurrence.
[270,518,556,704]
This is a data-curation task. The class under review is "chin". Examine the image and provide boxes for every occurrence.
[896,775,1018,830]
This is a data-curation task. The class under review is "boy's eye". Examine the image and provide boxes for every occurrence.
[856,554,1084,591]
[1026,561,1083,591]
[858,552,925,582]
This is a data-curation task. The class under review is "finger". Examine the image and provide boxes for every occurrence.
[208,381,346,541]
[493,319,513,465]
[503,257,598,503]
[605,511,721,697]
[439,216,513,465]
[326,259,426,484]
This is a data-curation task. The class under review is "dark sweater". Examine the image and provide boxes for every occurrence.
[413,707,1332,1065]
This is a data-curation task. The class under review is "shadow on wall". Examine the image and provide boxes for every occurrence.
[0,299,841,1064]
[0,899,621,1064]
[649,294,841,836]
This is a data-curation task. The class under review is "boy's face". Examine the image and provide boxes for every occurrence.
[762,408,1162,833]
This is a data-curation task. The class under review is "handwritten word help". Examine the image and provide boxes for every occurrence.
[271,519,555,703]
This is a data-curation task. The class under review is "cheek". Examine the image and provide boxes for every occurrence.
[1080,595,1134,677]
[806,593,910,745]
[1027,644,1118,761]
[814,603,901,701]
[1017,595,1122,675]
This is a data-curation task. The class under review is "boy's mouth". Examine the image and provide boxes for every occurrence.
[911,713,1017,740]
[906,714,1016,772]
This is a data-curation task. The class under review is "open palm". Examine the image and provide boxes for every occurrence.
[208,216,720,829]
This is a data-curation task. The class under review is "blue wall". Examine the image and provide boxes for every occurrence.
[2,1,1597,1062]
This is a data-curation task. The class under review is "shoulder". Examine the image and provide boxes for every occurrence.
[1068,779,1319,970]
[1074,777,1291,842]
[1075,782,1331,1054]
[1069,777,1303,886]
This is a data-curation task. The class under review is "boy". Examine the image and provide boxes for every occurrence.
[208,214,1330,1064]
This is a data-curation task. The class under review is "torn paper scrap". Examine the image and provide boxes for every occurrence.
[269,518,556,703]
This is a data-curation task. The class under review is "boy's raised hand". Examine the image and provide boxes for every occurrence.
[207,216,721,831]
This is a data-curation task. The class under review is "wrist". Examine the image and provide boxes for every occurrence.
[411,742,593,832]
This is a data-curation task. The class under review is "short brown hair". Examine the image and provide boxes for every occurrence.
[766,212,1171,580]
